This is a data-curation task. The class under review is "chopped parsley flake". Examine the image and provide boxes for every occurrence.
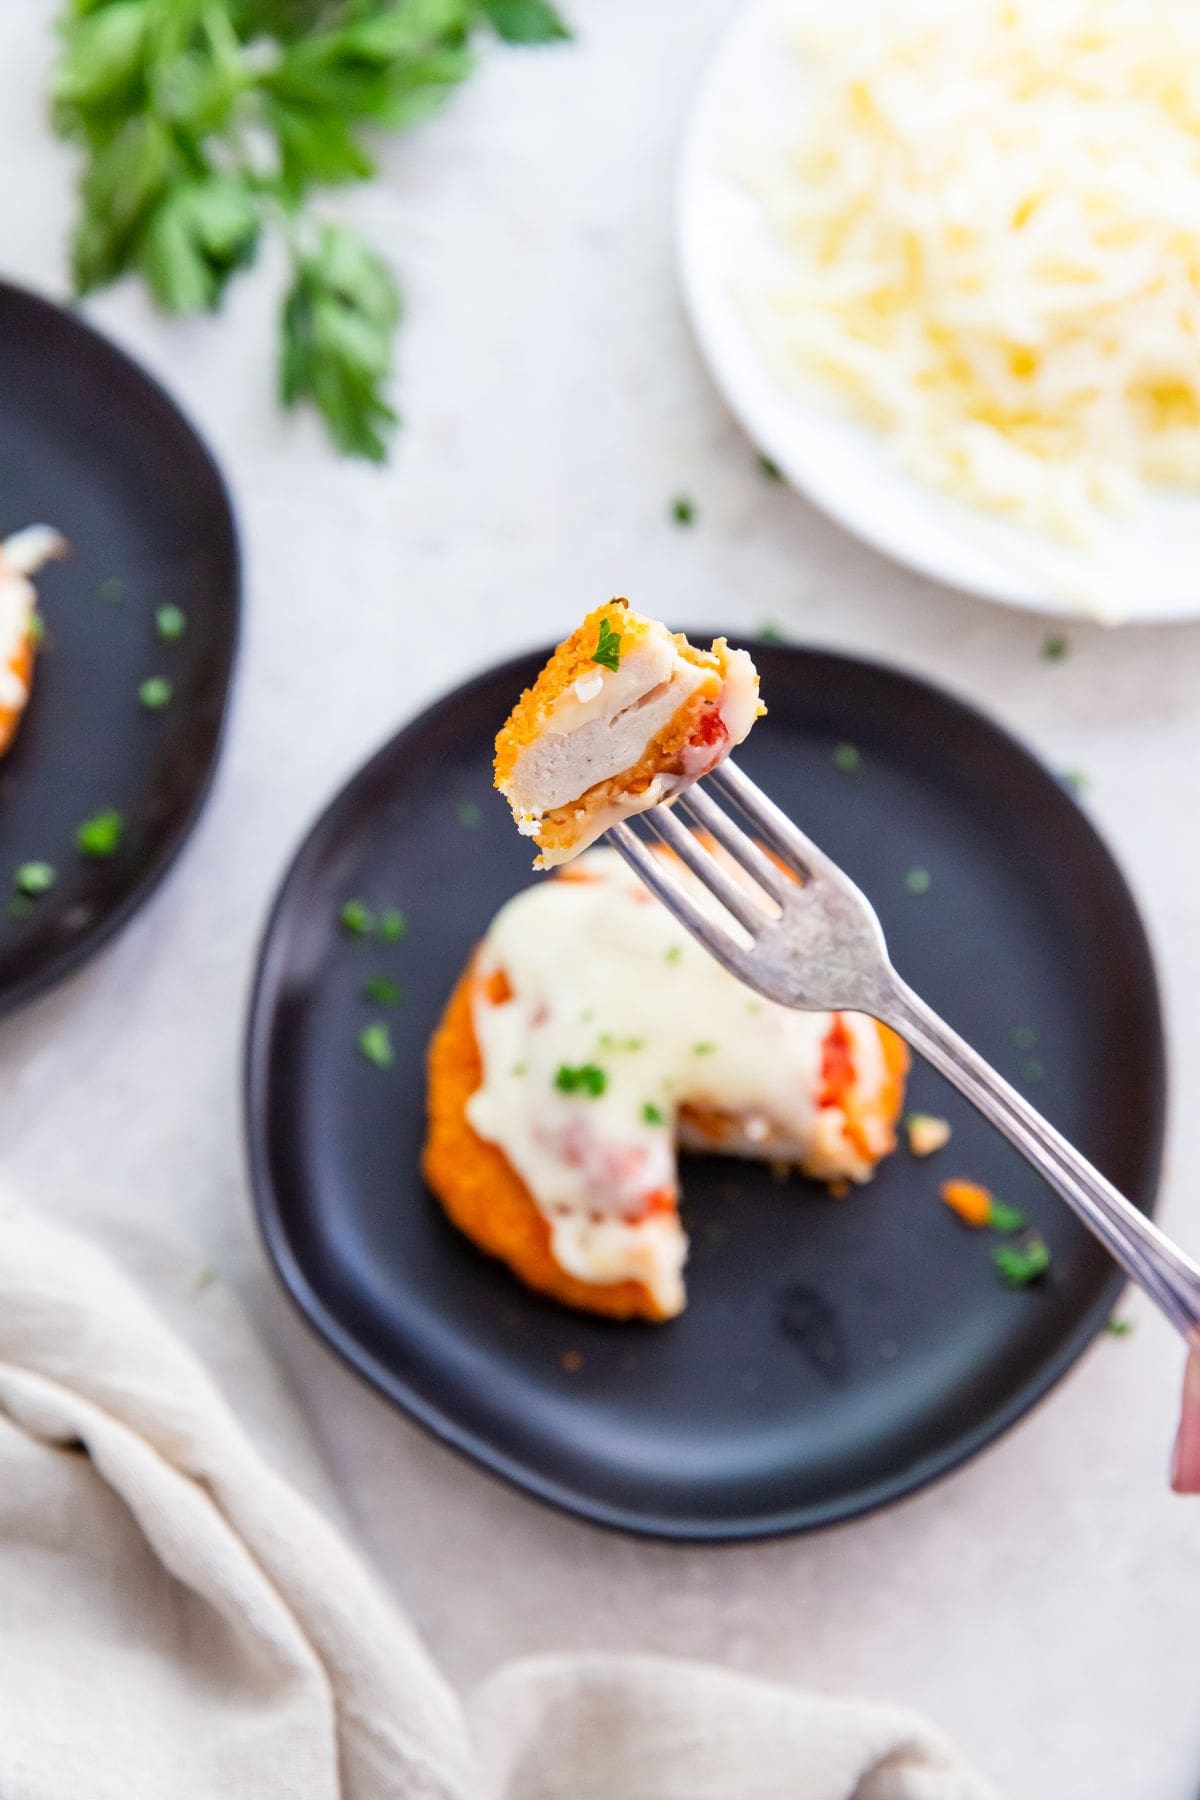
[833,742,862,775]
[591,616,622,672]
[379,909,407,942]
[358,1022,395,1068]
[156,604,187,642]
[362,975,404,1006]
[194,1266,219,1292]
[642,1102,667,1126]
[904,867,932,895]
[1061,768,1089,796]
[993,1237,1050,1287]
[340,899,375,937]
[75,810,124,858]
[14,861,56,897]
[554,1062,607,1097]
[691,1041,717,1056]
[456,801,483,830]
[28,612,44,648]
[510,1062,528,1077]
[670,495,697,525]
[757,622,785,644]
[1106,1315,1135,1336]
[1012,1025,1039,1050]
[757,454,783,481]
[598,1032,644,1052]
[138,676,173,711]
[99,577,124,603]
[664,944,683,964]
[987,1199,1027,1234]
[1042,634,1069,661]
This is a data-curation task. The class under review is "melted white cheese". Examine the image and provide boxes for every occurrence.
[733,0,1200,545]
[466,849,892,1312]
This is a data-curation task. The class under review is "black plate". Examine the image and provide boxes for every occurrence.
[0,282,239,1011]
[246,643,1164,1540]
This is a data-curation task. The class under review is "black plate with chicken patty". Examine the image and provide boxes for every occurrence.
[246,641,1164,1540]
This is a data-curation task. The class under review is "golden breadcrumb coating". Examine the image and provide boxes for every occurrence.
[494,598,724,795]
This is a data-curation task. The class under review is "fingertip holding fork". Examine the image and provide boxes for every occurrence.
[609,760,1200,1351]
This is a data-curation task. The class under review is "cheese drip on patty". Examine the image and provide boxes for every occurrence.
[466,849,897,1314]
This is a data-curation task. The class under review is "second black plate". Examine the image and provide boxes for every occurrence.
[247,643,1164,1539]
[0,282,239,1011]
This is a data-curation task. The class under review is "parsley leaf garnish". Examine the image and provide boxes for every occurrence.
[554,1062,607,1097]
[1106,1315,1135,1336]
[987,1200,1027,1234]
[156,604,186,642]
[670,495,697,525]
[904,867,932,895]
[664,944,682,964]
[993,1237,1051,1287]
[362,975,404,1006]
[358,1022,395,1068]
[833,742,862,775]
[75,810,124,858]
[14,862,57,897]
[1042,634,1069,661]
[138,676,173,711]
[456,801,483,829]
[380,909,407,942]
[691,1041,716,1056]
[281,226,400,462]
[757,454,783,481]
[480,0,571,42]
[591,616,622,672]
[642,1101,666,1126]
[340,899,375,937]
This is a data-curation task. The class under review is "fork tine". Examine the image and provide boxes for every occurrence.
[707,760,846,886]
[677,782,791,903]
[606,823,750,967]
[640,804,768,935]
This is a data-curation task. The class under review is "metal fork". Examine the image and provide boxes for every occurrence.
[609,760,1200,1347]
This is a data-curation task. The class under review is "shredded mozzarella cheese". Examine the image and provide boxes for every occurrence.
[734,0,1200,543]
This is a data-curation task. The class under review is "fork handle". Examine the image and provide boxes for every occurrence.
[882,978,1200,1347]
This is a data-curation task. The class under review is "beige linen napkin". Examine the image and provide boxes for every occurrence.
[0,1212,997,1800]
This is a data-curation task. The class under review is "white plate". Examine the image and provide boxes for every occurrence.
[677,0,1200,624]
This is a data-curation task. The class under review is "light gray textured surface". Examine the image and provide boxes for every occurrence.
[1,4,1198,1797]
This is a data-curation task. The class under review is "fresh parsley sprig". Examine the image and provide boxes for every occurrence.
[53,0,571,461]
[591,616,622,672]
